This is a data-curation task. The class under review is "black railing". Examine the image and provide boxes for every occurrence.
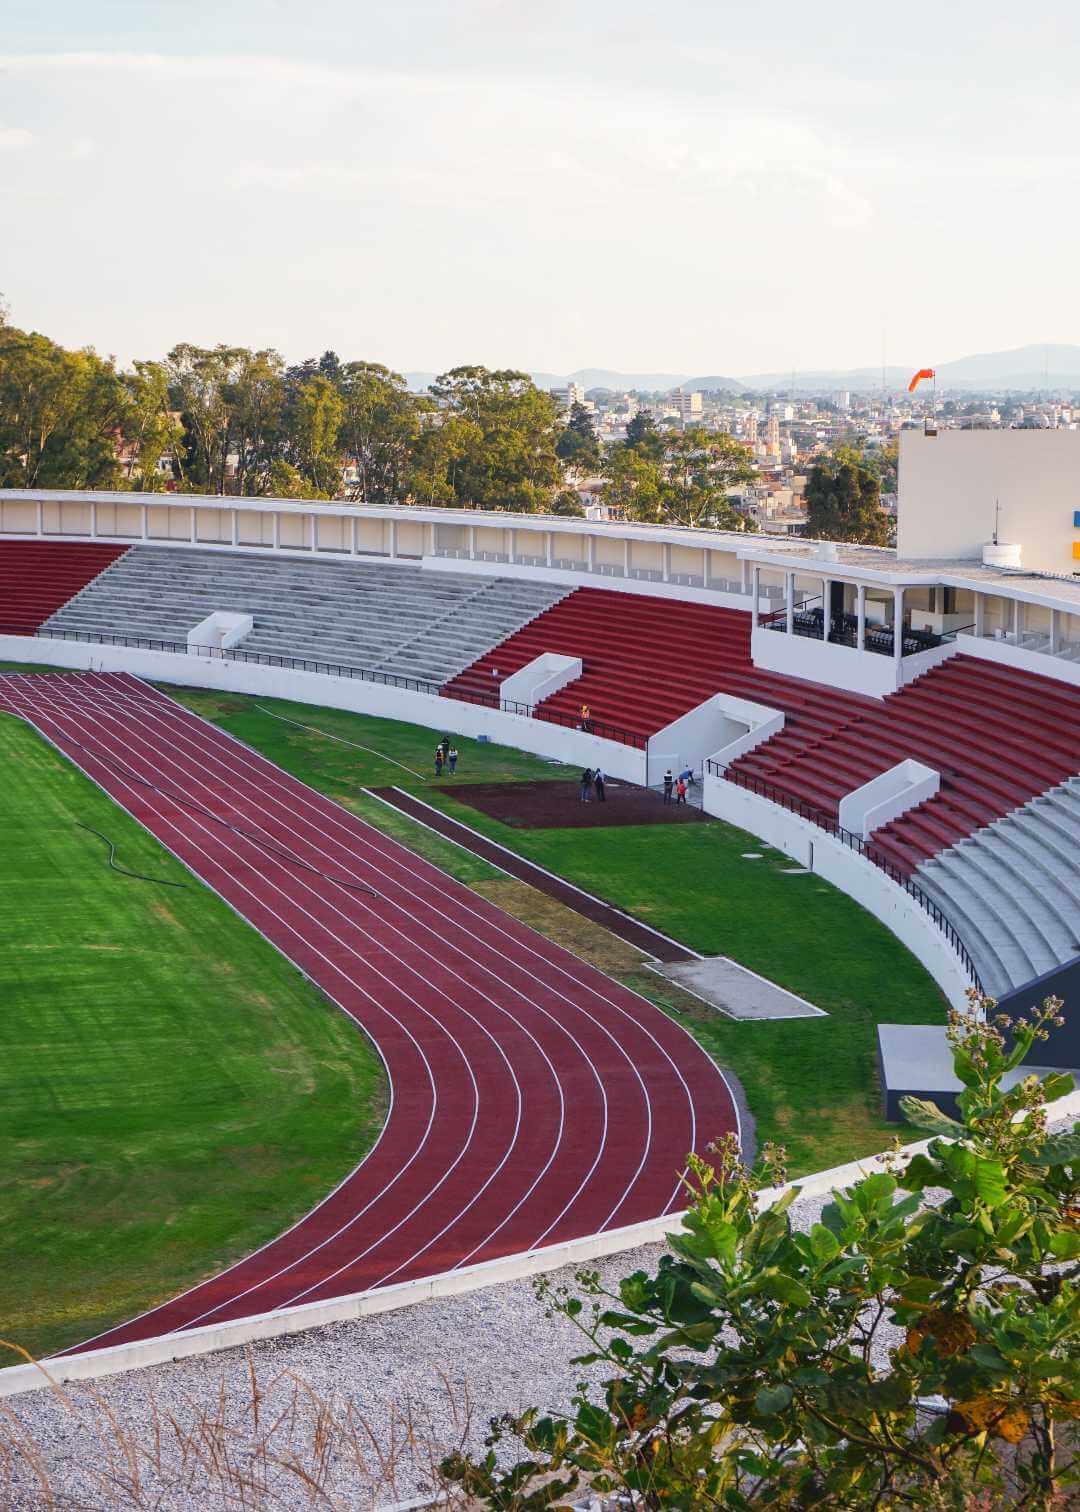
[447,685,649,750]
[36,628,444,696]
[34,627,650,751]
[706,759,983,991]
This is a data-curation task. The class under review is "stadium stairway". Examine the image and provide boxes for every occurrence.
[40,546,569,685]
[0,541,130,635]
[915,777,1080,998]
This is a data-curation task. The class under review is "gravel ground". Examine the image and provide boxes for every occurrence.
[3,1118,1073,1511]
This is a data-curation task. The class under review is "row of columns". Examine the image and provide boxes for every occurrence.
[753,564,907,672]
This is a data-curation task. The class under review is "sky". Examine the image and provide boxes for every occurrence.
[2,0,1079,376]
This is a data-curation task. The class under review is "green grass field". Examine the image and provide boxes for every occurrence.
[0,711,387,1360]
[161,688,947,1174]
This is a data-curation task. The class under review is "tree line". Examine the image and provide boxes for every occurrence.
[0,304,890,539]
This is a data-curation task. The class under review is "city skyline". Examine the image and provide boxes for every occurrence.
[3,1,1080,373]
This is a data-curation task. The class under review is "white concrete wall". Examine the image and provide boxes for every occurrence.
[501,653,582,710]
[898,429,1080,574]
[838,760,940,840]
[752,625,901,697]
[702,771,974,1010]
[0,636,649,783]
[187,611,253,653]
[649,692,784,785]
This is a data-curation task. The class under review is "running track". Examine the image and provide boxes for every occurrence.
[0,671,738,1353]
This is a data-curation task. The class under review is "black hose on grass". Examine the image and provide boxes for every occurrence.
[65,742,380,899]
[75,821,190,888]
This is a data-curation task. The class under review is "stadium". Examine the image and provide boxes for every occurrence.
[1,427,1079,1504]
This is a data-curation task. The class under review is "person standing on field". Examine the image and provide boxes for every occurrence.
[663,769,674,804]
[580,767,594,803]
[434,745,444,777]
[580,702,590,731]
[448,745,459,775]
[594,766,606,802]
[676,777,687,805]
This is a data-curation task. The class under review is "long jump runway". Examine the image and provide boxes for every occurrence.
[0,671,738,1353]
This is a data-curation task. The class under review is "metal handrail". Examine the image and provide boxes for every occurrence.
[705,758,983,990]
[33,627,650,751]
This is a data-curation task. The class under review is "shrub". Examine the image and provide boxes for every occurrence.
[444,994,1079,1509]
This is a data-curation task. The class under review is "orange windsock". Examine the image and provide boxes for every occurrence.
[908,368,935,393]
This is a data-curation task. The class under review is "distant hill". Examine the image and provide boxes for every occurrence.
[677,375,744,393]
[406,346,1080,397]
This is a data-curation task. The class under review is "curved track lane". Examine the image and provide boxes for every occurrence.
[0,671,738,1351]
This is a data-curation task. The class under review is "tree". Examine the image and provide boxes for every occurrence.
[291,375,344,497]
[805,446,891,545]
[445,994,1079,1510]
[624,408,661,451]
[556,402,601,474]
[339,361,425,504]
[551,488,585,517]
[428,366,562,511]
[603,426,754,529]
[121,359,183,491]
[165,343,244,495]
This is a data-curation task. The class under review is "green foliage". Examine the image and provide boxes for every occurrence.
[805,445,891,545]
[555,401,601,473]
[444,993,1079,1509]
[425,365,563,511]
[603,424,755,527]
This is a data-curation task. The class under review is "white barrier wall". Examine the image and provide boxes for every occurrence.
[0,637,649,784]
[702,771,974,1010]
[501,653,582,709]
[955,631,1080,690]
[649,692,784,786]
[187,611,254,653]
[838,760,940,840]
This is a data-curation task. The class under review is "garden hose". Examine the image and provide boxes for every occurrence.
[75,821,190,888]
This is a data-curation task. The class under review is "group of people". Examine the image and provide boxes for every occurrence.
[662,767,693,805]
[579,766,606,802]
[434,737,459,777]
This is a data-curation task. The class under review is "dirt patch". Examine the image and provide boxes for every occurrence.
[151,901,178,925]
[432,779,705,830]
[470,878,647,975]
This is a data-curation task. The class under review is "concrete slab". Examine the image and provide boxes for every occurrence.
[656,956,827,1021]
[877,1022,1078,1121]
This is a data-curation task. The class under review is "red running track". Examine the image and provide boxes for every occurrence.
[0,671,738,1353]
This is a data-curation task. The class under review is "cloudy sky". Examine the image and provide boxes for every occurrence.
[2,0,1078,376]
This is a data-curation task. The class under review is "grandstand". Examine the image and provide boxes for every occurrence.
[40,545,569,686]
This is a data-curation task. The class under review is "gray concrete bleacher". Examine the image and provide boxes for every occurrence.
[915,776,1080,999]
[42,546,569,687]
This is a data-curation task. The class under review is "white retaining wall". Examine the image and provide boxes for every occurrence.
[955,630,1080,690]
[752,626,961,698]
[187,610,253,653]
[0,636,649,784]
[702,771,974,1009]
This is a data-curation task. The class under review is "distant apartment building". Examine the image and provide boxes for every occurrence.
[765,415,781,458]
[550,382,586,412]
[671,388,703,423]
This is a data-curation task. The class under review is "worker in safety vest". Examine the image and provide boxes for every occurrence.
[580,702,590,731]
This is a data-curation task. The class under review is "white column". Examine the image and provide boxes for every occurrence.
[36,500,43,537]
[469,525,477,560]
[785,571,795,634]
[350,515,358,557]
[508,528,516,564]
[856,583,866,651]
[189,507,197,545]
[89,503,97,540]
[1050,609,1060,653]
[740,556,750,593]
[272,512,280,551]
[893,586,904,674]
[624,539,631,577]
[546,531,554,568]
[1012,597,1022,640]
[974,592,985,637]
[141,503,148,542]
[822,577,832,642]
[751,564,761,629]
[662,544,671,583]
[588,534,597,572]
[231,508,240,548]
[390,520,399,559]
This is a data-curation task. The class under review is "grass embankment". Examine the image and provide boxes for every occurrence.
[163,688,947,1175]
[0,712,386,1359]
